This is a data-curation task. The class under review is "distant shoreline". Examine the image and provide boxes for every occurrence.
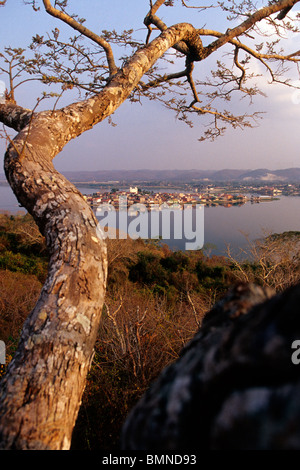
[1,178,300,198]
[1,167,300,185]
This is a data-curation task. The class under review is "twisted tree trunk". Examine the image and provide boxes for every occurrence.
[0,109,108,450]
[0,23,204,450]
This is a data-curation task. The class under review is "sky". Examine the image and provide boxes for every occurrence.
[0,0,300,173]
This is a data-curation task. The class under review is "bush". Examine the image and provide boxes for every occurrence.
[0,250,47,282]
[71,286,209,450]
[0,270,42,351]
[0,213,48,282]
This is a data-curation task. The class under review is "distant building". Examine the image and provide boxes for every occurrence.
[129,186,139,194]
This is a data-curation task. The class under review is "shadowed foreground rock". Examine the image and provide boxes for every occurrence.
[121,283,300,450]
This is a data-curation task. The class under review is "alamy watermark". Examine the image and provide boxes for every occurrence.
[291,80,300,105]
[292,89,300,105]
[291,340,300,365]
[0,340,6,365]
[95,196,204,250]
[0,79,5,103]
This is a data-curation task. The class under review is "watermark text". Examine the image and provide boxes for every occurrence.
[0,340,6,365]
[291,340,300,365]
[96,196,204,250]
[0,80,5,103]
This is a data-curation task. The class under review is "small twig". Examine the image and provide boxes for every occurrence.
[1,124,20,156]
[234,46,246,89]
[187,291,201,327]
[186,60,201,103]
[181,0,216,10]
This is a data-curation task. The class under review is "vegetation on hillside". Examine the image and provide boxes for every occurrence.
[0,212,299,449]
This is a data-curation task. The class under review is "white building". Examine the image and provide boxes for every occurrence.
[129,186,139,194]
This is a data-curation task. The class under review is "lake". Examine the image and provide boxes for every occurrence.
[1,183,299,257]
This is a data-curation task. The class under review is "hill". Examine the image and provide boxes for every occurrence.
[1,168,300,184]
[61,168,300,183]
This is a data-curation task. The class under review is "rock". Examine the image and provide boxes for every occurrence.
[121,283,300,450]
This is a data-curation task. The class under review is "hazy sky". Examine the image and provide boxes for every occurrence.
[0,0,299,173]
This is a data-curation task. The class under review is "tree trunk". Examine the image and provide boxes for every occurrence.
[0,22,206,449]
[0,112,108,449]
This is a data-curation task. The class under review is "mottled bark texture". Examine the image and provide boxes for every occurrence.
[0,23,206,450]
[122,283,300,450]
[0,110,108,450]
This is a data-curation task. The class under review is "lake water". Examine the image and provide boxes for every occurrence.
[1,183,299,257]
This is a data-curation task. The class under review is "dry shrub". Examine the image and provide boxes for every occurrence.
[227,231,300,292]
[0,269,42,350]
[72,285,211,450]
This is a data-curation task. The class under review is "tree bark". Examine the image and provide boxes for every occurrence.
[121,283,300,450]
[0,22,204,450]
[0,110,108,450]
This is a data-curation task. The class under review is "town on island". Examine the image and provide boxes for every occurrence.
[83,185,283,211]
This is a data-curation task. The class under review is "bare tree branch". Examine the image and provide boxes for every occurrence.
[144,0,202,60]
[181,0,216,10]
[277,5,293,19]
[0,102,32,132]
[203,0,300,58]
[198,28,300,64]
[42,0,118,77]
